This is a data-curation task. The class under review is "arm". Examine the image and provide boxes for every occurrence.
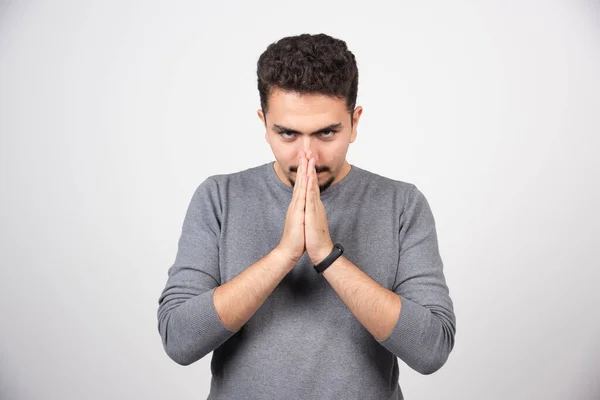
[322,185,456,375]
[213,247,295,332]
[156,177,295,366]
[321,257,402,342]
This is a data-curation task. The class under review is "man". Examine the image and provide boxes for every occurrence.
[157,33,456,399]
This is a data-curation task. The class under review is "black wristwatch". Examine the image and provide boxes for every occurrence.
[313,243,344,274]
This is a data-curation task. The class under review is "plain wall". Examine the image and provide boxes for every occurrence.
[1,1,599,399]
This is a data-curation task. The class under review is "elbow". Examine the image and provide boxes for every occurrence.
[157,290,235,366]
[158,314,209,366]
[165,349,196,367]
[163,341,193,366]
[162,336,210,366]
[416,325,455,375]
[416,350,450,375]
[386,299,456,375]
[166,349,194,366]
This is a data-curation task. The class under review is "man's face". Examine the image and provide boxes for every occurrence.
[258,88,362,192]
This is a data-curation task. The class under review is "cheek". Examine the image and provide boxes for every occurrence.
[322,141,346,161]
[270,141,293,161]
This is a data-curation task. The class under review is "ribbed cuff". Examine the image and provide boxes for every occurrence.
[188,287,239,335]
[376,296,428,357]
[168,287,239,363]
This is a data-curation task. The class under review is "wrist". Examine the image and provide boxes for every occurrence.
[271,246,301,270]
[311,245,335,265]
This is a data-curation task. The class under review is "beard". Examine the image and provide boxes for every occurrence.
[289,173,335,192]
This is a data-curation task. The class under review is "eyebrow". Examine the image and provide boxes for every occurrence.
[272,123,343,135]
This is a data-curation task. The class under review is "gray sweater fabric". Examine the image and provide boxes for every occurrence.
[157,161,456,400]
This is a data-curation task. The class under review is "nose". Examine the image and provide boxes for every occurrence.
[300,137,316,160]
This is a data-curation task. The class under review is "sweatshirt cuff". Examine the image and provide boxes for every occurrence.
[376,295,428,356]
[167,287,239,364]
[189,287,239,336]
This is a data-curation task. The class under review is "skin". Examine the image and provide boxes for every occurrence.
[257,87,363,194]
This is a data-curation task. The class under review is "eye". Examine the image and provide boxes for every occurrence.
[277,130,337,140]
[279,132,297,140]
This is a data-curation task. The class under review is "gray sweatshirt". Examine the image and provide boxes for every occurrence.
[157,161,456,399]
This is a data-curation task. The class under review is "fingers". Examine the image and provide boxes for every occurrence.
[307,157,313,191]
[311,157,318,195]
[306,156,317,208]
[292,151,302,195]
[293,150,307,207]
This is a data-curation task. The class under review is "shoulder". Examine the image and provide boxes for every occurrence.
[351,165,436,221]
[192,162,268,197]
[209,163,266,185]
[353,165,417,201]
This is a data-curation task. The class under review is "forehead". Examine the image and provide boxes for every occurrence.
[266,88,347,125]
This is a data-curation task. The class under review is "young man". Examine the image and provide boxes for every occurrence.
[157,33,456,399]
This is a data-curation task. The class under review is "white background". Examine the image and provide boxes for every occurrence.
[1,1,599,399]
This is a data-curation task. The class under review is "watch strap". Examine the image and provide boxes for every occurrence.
[313,243,344,274]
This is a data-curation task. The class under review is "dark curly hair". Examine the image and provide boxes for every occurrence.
[257,33,358,122]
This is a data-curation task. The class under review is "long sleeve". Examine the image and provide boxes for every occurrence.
[157,177,238,366]
[376,184,456,375]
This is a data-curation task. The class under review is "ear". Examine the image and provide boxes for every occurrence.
[258,109,269,143]
[350,106,363,144]
[257,109,266,125]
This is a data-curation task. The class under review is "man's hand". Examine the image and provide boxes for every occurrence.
[275,150,309,266]
[304,151,334,265]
